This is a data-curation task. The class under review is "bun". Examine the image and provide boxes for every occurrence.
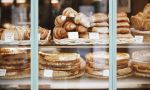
[79,32,89,39]
[117,12,127,17]
[117,28,130,34]
[55,15,67,26]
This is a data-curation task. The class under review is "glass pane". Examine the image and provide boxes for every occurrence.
[38,0,110,89]
[0,0,31,89]
[117,0,150,90]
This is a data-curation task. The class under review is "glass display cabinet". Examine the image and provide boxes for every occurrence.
[0,0,150,90]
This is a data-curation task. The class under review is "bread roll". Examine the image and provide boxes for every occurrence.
[91,22,108,27]
[117,12,127,17]
[143,19,150,31]
[117,28,130,34]
[90,13,108,23]
[76,25,88,33]
[53,27,67,39]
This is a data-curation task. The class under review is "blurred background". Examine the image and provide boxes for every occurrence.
[0,0,149,29]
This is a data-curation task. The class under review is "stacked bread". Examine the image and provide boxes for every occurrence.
[0,48,30,79]
[0,26,51,41]
[117,12,133,44]
[131,3,150,31]
[130,50,150,77]
[85,51,132,79]
[39,52,85,79]
[90,13,109,34]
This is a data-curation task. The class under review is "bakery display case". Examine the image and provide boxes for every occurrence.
[0,0,150,90]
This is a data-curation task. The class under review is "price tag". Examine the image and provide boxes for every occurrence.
[102,70,109,77]
[43,70,53,78]
[89,32,100,39]
[134,36,143,43]
[38,33,41,41]
[1,0,14,3]
[68,32,79,39]
[0,69,6,76]
[4,32,14,42]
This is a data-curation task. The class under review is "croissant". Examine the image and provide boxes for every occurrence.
[63,21,76,31]
[90,13,108,23]
[55,15,67,26]
[131,12,145,30]
[143,3,150,14]
[53,27,67,39]
[143,19,150,31]
[74,13,91,28]
[76,25,88,33]
[38,27,49,40]
[62,7,78,18]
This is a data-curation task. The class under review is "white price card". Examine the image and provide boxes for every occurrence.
[102,70,109,77]
[89,32,100,39]
[134,36,143,43]
[1,0,14,3]
[68,32,79,39]
[44,70,53,78]
[5,32,14,42]
[38,33,41,41]
[0,69,6,76]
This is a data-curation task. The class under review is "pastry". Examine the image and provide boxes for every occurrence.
[91,22,109,27]
[53,27,67,39]
[117,22,130,27]
[79,32,89,39]
[92,27,109,34]
[55,15,67,26]
[90,13,108,23]
[62,7,78,18]
[131,12,145,30]
[117,17,129,22]
[143,3,150,14]
[117,12,127,17]
[143,19,150,31]
[74,13,91,28]
[117,28,130,34]
[76,25,88,33]
[63,21,76,31]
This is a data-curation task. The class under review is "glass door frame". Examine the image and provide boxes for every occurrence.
[30,0,117,90]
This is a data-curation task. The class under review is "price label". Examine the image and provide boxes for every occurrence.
[68,32,79,39]
[102,70,109,77]
[38,33,41,41]
[0,69,6,76]
[43,70,53,78]
[5,32,14,42]
[134,36,143,43]
[89,32,100,39]
[1,0,14,3]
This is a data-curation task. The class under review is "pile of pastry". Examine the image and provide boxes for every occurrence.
[39,52,85,79]
[0,26,51,41]
[130,50,150,77]
[85,51,133,79]
[131,3,150,31]
[0,48,30,79]
[53,7,108,39]
[117,12,133,44]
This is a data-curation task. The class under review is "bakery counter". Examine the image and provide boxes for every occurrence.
[0,77,150,89]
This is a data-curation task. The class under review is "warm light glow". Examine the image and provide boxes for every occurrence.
[51,0,59,4]
[3,23,12,29]
[1,0,14,3]
[16,0,26,3]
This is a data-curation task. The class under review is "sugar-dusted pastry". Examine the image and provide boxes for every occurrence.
[55,15,67,26]
[63,21,76,31]
[74,13,91,28]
